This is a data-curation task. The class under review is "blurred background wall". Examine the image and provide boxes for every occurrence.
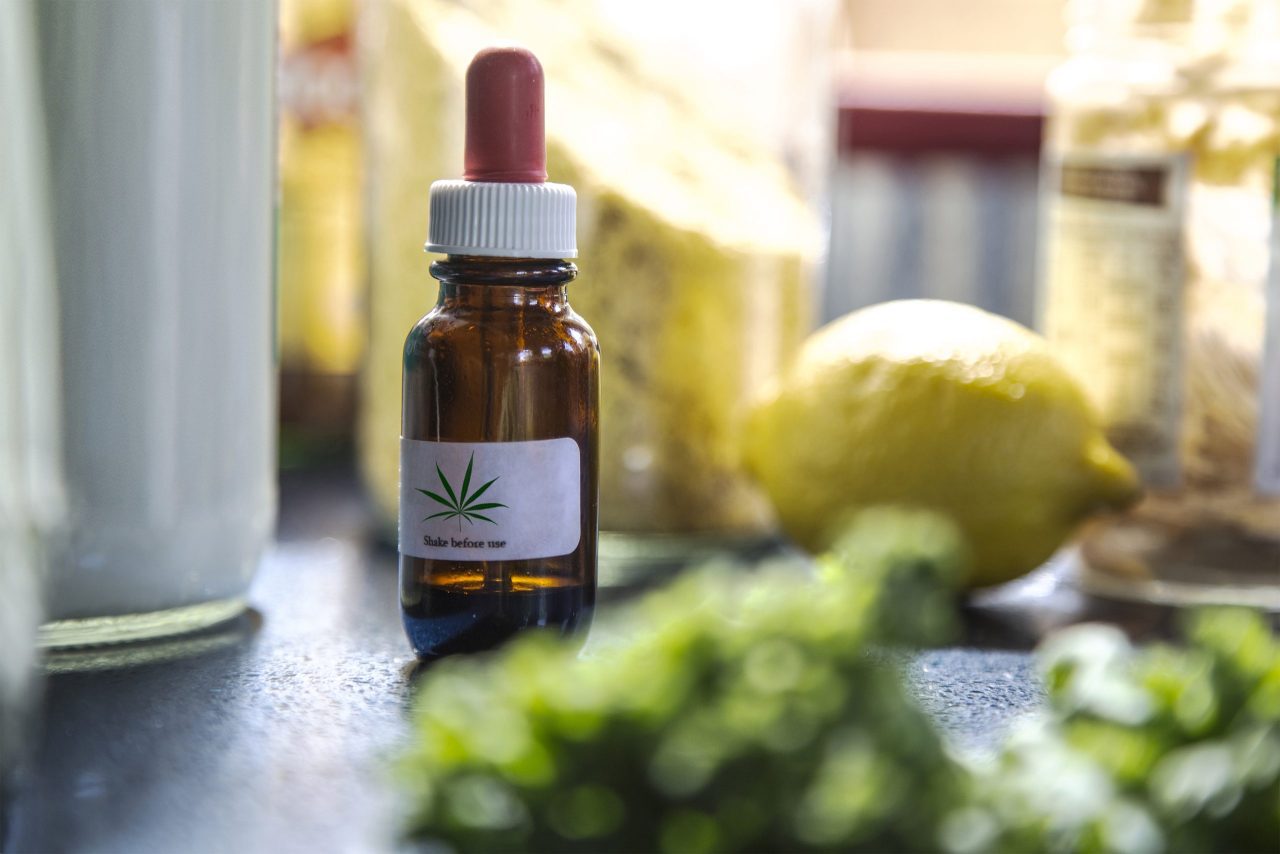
[844,0,1066,54]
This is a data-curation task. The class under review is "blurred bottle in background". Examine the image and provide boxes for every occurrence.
[278,0,365,467]
[827,64,1044,327]
[1039,0,1280,605]
[825,0,1065,328]
[35,0,277,646]
[359,0,832,571]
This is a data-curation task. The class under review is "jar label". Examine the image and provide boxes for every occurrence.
[1040,153,1190,486]
[1256,160,1280,496]
[399,437,581,561]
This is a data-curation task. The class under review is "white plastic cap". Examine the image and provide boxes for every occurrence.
[425,180,577,259]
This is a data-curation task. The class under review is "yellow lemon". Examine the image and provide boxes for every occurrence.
[745,300,1141,587]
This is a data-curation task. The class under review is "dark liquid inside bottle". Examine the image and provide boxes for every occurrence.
[400,257,599,659]
[402,573,590,659]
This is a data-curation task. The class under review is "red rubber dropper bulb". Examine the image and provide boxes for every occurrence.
[463,47,547,184]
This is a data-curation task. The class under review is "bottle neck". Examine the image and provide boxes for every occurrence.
[429,255,577,309]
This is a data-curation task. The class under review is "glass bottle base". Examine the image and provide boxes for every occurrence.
[403,584,591,660]
[1077,560,1280,609]
[38,597,248,650]
[1072,511,1280,610]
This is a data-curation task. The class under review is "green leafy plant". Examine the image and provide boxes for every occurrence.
[399,507,1280,853]
[400,509,971,853]
[968,608,1280,854]
[418,452,506,530]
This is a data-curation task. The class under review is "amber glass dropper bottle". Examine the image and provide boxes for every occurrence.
[398,47,599,659]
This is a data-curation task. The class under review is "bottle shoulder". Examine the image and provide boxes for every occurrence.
[560,305,600,355]
[403,299,599,366]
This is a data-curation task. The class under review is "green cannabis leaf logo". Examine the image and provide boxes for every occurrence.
[418,452,507,529]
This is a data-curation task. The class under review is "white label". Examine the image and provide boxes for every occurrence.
[1257,160,1280,496]
[399,437,581,561]
[1040,153,1189,486]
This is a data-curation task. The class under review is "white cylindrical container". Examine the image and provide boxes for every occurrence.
[1,0,62,785]
[35,0,277,646]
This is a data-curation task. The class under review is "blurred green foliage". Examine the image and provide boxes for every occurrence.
[400,508,1280,854]
[972,609,1280,854]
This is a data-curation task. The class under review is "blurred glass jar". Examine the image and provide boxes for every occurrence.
[359,0,830,566]
[35,0,278,646]
[1039,0,1280,605]
[0,0,62,794]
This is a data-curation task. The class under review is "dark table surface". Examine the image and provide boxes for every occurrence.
[5,468,1184,854]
